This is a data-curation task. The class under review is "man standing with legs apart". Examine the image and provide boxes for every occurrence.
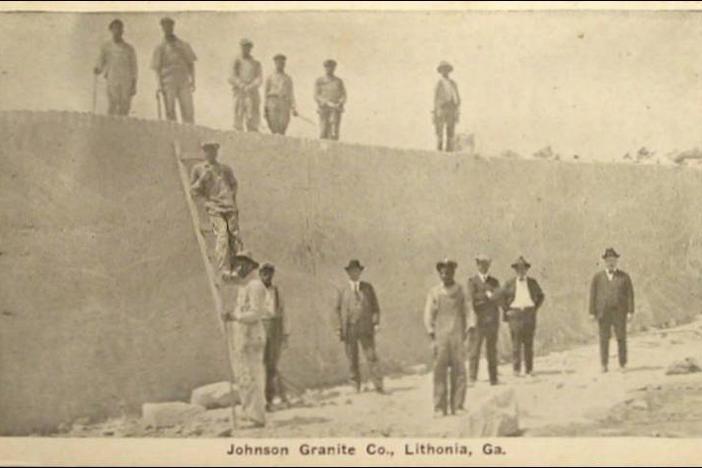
[222,250,266,428]
[589,248,635,373]
[433,61,460,152]
[151,17,197,123]
[334,260,384,394]
[229,38,263,132]
[190,142,243,279]
[467,254,501,386]
[264,54,297,135]
[93,19,137,116]
[315,59,346,140]
[424,258,470,417]
[258,262,289,411]
[500,256,545,378]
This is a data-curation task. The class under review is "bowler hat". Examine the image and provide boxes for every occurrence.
[234,250,259,268]
[437,61,453,73]
[436,257,458,271]
[602,248,620,259]
[511,256,531,269]
[259,262,275,273]
[475,253,491,263]
[344,259,364,271]
[160,17,175,25]
[240,38,253,47]
[273,54,287,61]
[108,19,123,30]
[323,59,337,68]
[201,141,220,151]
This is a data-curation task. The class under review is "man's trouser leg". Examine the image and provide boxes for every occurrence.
[433,113,444,150]
[233,94,245,130]
[330,110,342,140]
[177,83,195,124]
[231,321,266,425]
[318,107,331,139]
[163,84,178,121]
[106,83,120,115]
[265,97,290,135]
[598,316,612,368]
[613,313,627,367]
[245,92,261,132]
[485,324,499,383]
[433,338,449,414]
[448,334,467,412]
[359,334,383,390]
[467,327,484,382]
[263,318,282,405]
[209,213,231,273]
[445,120,456,152]
[523,310,536,374]
[508,315,523,373]
[345,331,361,389]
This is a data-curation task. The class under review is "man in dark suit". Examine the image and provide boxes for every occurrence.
[334,259,384,393]
[499,256,545,377]
[466,254,501,386]
[589,248,635,373]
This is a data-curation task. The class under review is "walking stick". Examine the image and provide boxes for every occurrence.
[294,113,317,127]
[171,140,238,431]
[92,74,98,114]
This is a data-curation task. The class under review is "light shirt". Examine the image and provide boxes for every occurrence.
[478,273,489,283]
[605,269,616,281]
[314,75,346,107]
[349,280,361,294]
[511,277,535,308]
[229,56,262,93]
[151,36,197,85]
[190,161,238,215]
[265,71,296,109]
[96,40,138,85]
[234,275,266,323]
[434,77,460,109]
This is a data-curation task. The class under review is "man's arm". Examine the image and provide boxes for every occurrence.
[338,79,347,106]
[228,58,243,89]
[334,288,344,339]
[94,43,107,75]
[423,289,437,337]
[276,287,287,337]
[247,60,263,91]
[532,279,545,309]
[367,283,380,325]
[151,46,163,92]
[129,44,138,95]
[289,76,297,113]
[589,275,598,317]
[314,78,325,107]
[626,274,635,315]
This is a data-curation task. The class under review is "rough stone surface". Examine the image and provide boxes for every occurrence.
[190,382,240,409]
[141,402,205,428]
[665,357,702,375]
[463,388,519,437]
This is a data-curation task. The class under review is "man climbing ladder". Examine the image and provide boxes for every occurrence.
[189,141,243,278]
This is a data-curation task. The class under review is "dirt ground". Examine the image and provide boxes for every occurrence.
[57,316,702,438]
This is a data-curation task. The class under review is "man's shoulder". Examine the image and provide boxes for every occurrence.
[247,278,267,292]
[360,280,375,290]
[592,271,607,281]
[616,270,631,280]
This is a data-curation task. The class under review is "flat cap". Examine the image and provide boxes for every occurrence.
[201,141,220,150]
[437,60,453,72]
[475,254,492,263]
[323,59,337,67]
[273,53,287,61]
[108,19,123,29]
[234,250,259,268]
[240,38,253,46]
[259,262,275,272]
[436,257,458,271]
[160,17,175,25]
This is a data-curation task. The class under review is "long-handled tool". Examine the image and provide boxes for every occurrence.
[294,112,317,127]
[171,140,238,431]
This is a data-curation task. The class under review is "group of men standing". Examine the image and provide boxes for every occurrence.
[94,17,347,140]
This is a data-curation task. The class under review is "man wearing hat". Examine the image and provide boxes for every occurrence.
[190,141,243,278]
[466,254,501,386]
[433,61,461,152]
[264,54,298,135]
[151,17,197,123]
[333,259,383,393]
[222,250,266,428]
[258,262,290,411]
[589,248,635,373]
[93,19,138,116]
[424,258,470,417]
[228,38,263,132]
[499,256,545,377]
[314,59,346,140]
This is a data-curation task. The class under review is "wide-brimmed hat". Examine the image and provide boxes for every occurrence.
[475,254,491,263]
[602,248,620,259]
[436,257,458,271]
[344,259,364,271]
[511,256,531,269]
[437,61,453,73]
[240,38,253,47]
[259,262,275,273]
[201,141,220,151]
[234,250,259,268]
[323,59,337,68]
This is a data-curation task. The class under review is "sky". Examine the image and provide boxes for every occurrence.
[1,9,702,159]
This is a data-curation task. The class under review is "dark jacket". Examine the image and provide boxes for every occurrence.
[589,270,634,319]
[334,281,380,339]
[499,277,545,321]
[466,274,501,326]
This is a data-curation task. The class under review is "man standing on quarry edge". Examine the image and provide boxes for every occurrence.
[315,59,346,140]
[264,54,297,135]
[334,259,384,393]
[93,19,138,116]
[424,258,471,417]
[190,142,243,279]
[151,17,197,123]
[229,38,263,132]
[433,61,460,152]
[589,248,635,373]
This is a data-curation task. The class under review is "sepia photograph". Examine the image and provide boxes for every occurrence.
[2,1,702,466]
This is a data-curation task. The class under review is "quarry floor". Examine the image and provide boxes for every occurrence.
[61,316,702,438]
